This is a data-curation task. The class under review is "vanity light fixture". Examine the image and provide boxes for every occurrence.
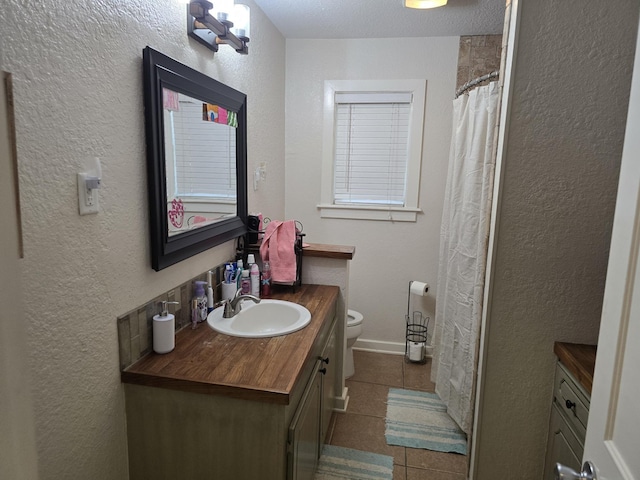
[187,0,250,55]
[404,0,447,8]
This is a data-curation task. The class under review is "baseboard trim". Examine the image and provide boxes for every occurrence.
[353,339,434,358]
[334,387,349,413]
[353,339,405,355]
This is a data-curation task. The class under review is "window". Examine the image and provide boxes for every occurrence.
[319,80,426,221]
[164,92,237,201]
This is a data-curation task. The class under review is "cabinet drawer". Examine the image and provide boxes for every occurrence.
[553,363,590,443]
[544,403,583,480]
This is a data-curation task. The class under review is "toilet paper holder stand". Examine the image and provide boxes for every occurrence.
[405,281,429,364]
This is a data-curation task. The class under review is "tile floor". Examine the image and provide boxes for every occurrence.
[325,350,467,480]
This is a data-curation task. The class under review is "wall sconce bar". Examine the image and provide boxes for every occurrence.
[187,1,249,55]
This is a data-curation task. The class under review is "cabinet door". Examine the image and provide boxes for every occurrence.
[288,361,322,480]
[544,404,582,480]
[320,318,337,442]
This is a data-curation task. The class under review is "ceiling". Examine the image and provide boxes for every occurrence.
[252,0,506,39]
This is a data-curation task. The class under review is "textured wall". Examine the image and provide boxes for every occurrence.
[0,1,285,478]
[284,37,459,350]
[474,1,639,478]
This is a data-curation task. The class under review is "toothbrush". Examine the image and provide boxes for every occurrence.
[207,270,214,314]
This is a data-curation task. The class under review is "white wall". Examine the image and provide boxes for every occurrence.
[474,1,639,478]
[285,38,459,349]
[0,1,285,478]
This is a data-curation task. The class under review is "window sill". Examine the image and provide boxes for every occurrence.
[317,204,421,222]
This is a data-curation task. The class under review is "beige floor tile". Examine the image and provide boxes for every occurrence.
[351,350,404,387]
[345,380,389,417]
[393,465,407,480]
[336,351,469,479]
[406,467,466,480]
[406,448,467,474]
[330,412,406,466]
[403,358,436,392]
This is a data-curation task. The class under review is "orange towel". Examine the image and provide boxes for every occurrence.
[259,220,297,283]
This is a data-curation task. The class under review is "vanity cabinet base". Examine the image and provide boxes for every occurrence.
[124,314,338,480]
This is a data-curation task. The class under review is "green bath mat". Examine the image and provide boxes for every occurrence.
[385,388,467,454]
[315,445,393,480]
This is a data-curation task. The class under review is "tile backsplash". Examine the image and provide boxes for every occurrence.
[117,261,228,371]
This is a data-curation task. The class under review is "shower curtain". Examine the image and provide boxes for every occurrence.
[431,81,500,435]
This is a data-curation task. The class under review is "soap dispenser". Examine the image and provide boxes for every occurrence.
[153,301,179,354]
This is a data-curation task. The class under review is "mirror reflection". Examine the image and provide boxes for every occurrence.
[163,88,238,237]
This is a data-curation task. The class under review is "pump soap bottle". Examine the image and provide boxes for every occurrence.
[153,301,179,354]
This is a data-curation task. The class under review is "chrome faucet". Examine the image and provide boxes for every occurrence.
[223,288,261,318]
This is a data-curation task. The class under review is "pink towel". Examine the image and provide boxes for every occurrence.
[259,220,297,283]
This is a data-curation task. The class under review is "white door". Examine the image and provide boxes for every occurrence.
[580,18,640,480]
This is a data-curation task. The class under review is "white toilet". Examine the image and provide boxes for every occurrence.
[345,309,364,378]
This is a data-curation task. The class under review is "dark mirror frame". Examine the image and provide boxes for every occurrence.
[143,46,247,271]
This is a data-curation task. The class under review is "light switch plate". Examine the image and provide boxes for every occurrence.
[77,173,99,215]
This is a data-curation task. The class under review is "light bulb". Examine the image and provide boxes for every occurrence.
[404,0,447,8]
[212,0,234,22]
[230,4,250,39]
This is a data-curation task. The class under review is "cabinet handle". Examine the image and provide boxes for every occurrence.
[321,357,330,365]
[319,367,327,375]
[565,399,576,410]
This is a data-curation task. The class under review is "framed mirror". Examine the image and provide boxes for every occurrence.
[143,47,247,271]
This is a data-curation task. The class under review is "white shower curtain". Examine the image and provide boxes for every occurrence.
[431,82,500,435]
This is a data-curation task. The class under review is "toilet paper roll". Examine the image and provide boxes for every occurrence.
[410,281,429,296]
[409,341,424,362]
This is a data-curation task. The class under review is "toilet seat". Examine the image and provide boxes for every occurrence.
[347,309,363,327]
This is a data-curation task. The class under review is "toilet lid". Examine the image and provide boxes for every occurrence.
[347,309,363,326]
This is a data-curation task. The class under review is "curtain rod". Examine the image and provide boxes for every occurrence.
[455,71,500,99]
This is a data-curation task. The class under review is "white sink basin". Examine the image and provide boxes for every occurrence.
[207,299,312,338]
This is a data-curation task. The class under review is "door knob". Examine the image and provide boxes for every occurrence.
[554,461,597,480]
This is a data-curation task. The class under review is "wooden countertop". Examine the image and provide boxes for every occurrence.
[122,284,339,405]
[554,342,597,395]
[302,243,355,260]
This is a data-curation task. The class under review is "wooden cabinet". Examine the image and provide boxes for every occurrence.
[124,301,338,480]
[288,317,337,480]
[320,317,337,442]
[288,360,322,480]
[544,362,591,479]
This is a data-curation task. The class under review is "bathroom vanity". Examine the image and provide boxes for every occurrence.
[121,284,339,480]
[543,342,596,480]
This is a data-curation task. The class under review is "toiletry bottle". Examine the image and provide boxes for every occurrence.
[261,261,271,298]
[153,301,179,354]
[207,270,214,314]
[240,269,251,294]
[194,281,208,323]
[236,259,244,289]
[191,299,198,329]
[250,262,260,297]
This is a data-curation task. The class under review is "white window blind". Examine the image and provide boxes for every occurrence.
[333,92,412,206]
[170,97,236,199]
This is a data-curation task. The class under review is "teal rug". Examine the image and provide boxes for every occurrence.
[315,445,393,480]
[385,388,467,455]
